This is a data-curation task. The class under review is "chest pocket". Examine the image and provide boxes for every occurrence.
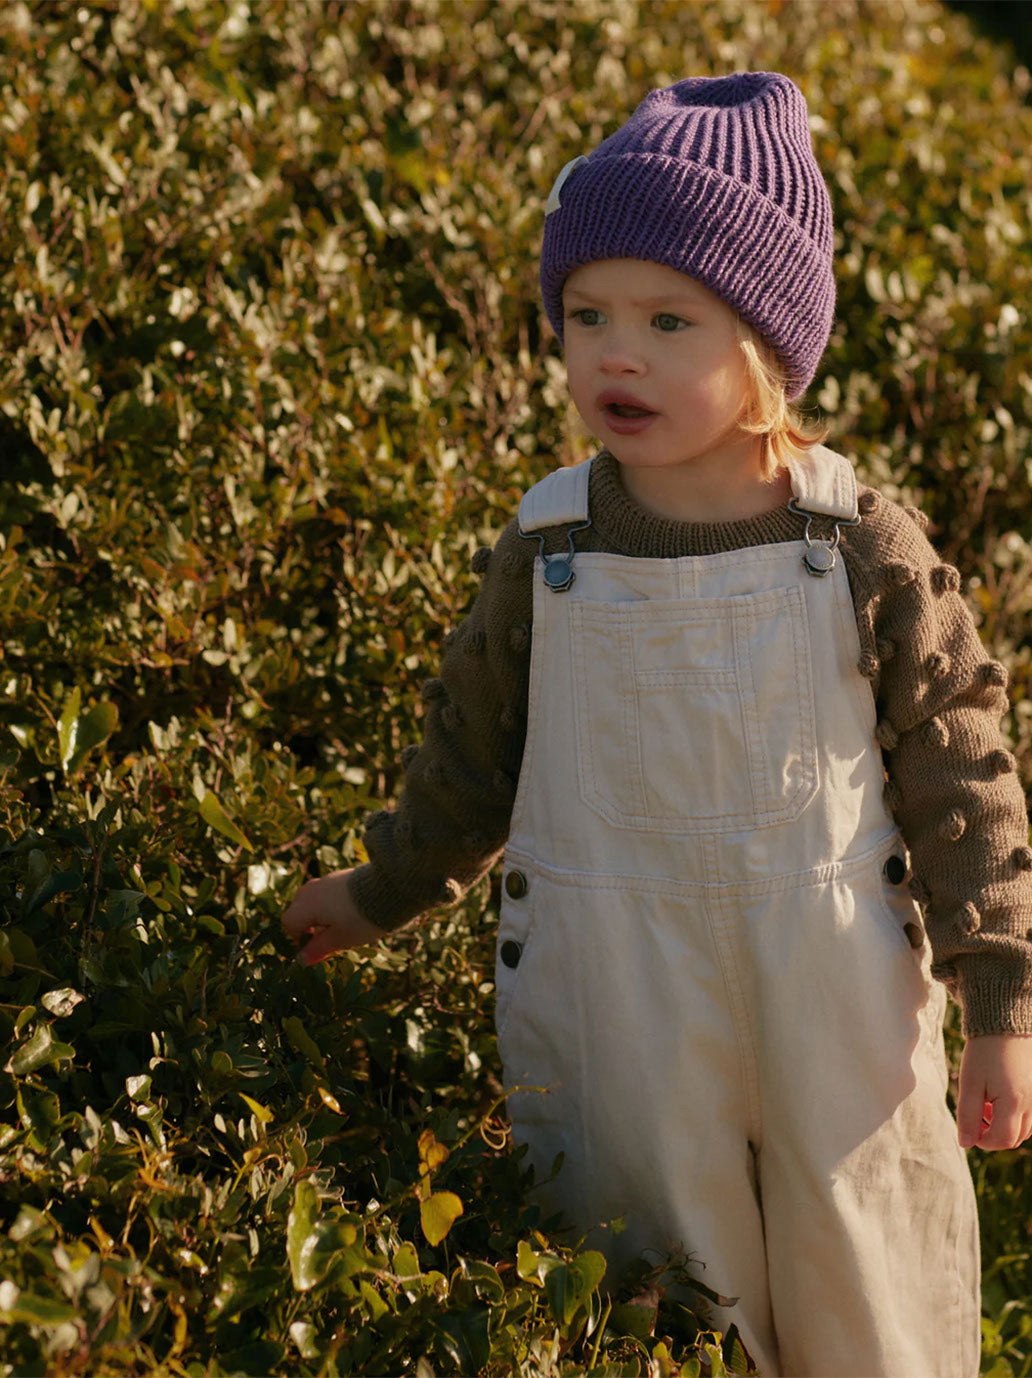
[569,584,819,834]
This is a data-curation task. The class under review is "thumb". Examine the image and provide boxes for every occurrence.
[956,1050,990,1148]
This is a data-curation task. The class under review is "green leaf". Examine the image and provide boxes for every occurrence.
[199,790,253,850]
[58,687,81,771]
[517,1238,546,1282]
[41,988,85,1018]
[393,1242,421,1280]
[13,1004,36,1036]
[282,1016,326,1072]
[358,1278,389,1321]
[517,1237,567,1285]
[460,1259,505,1303]
[15,1085,64,1149]
[286,1181,318,1287]
[286,1182,358,1290]
[211,1265,282,1323]
[437,1306,491,1373]
[6,1024,75,1075]
[3,1293,79,1325]
[722,1324,755,1375]
[126,1074,151,1101]
[57,690,119,774]
[239,1092,273,1124]
[543,1251,607,1326]
[610,1298,658,1339]
[23,866,82,917]
[419,1190,463,1246]
[289,1321,320,1359]
[67,700,119,773]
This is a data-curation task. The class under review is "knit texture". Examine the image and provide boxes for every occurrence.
[539,71,836,400]
[347,449,1032,1039]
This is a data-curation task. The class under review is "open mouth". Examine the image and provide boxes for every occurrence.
[607,403,654,418]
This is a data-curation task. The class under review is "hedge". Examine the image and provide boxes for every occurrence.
[0,0,1030,1373]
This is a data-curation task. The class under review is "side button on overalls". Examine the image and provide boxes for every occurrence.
[496,446,981,1378]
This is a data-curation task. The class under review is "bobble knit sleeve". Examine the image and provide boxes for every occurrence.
[346,517,535,933]
[844,489,1032,1037]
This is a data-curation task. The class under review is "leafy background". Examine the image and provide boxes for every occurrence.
[1,0,1031,1373]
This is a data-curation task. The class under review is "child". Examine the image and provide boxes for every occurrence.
[283,72,1032,1376]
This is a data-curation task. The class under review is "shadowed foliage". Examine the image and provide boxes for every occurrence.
[0,0,1030,1373]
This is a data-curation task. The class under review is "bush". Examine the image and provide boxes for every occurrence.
[1,0,1030,1372]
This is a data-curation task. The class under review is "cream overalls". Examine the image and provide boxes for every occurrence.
[495,445,981,1378]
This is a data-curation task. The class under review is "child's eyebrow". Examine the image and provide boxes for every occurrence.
[563,289,703,308]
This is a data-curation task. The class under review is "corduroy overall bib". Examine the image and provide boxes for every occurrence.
[496,447,981,1377]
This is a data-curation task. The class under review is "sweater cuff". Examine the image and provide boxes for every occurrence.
[950,956,1032,1038]
[346,862,445,935]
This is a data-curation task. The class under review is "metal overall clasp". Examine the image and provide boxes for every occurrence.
[787,498,861,577]
[518,519,593,592]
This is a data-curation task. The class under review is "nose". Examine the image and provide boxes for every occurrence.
[598,331,647,374]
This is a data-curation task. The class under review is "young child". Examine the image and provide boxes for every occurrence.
[283,71,1032,1376]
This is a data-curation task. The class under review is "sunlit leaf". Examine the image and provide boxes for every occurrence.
[419,1190,463,1245]
[239,1092,273,1123]
[6,1024,75,1075]
[41,987,84,1018]
[58,687,81,772]
[67,700,119,773]
[199,790,253,850]
[418,1126,449,1172]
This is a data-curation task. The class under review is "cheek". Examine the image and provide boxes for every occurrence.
[563,354,591,401]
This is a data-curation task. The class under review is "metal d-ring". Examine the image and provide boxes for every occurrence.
[518,518,593,592]
[787,498,861,577]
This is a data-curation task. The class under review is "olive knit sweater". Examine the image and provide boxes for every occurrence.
[348,449,1032,1039]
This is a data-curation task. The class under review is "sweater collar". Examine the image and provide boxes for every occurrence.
[587,448,809,559]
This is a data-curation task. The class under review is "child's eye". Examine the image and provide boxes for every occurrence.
[565,308,689,331]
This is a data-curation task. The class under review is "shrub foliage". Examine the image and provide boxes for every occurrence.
[1,0,1031,1373]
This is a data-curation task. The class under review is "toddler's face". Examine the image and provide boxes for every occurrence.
[561,257,759,488]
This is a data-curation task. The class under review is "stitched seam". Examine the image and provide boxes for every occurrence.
[501,830,905,900]
[734,596,769,824]
[626,608,648,823]
[571,587,814,830]
[785,583,820,813]
[509,565,545,835]
[710,888,765,1144]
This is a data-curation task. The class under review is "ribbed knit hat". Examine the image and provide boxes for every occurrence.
[539,71,835,400]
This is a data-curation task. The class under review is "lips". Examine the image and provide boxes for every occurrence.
[597,388,657,417]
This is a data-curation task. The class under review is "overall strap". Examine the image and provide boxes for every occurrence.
[516,448,862,587]
[517,457,594,592]
[784,445,861,578]
[518,447,858,526]
[518,456,593,532]
[784,444,858,521]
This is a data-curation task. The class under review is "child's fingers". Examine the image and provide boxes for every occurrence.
[974,1095,1032,1151]
[956,1068,989,1149]
[296,924,344,966]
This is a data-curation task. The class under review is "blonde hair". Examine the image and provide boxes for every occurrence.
[732,313,832,483]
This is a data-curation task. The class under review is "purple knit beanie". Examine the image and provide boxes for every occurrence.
[539,71,835,400]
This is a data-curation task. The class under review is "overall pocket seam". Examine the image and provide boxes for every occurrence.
[571,586,819,833]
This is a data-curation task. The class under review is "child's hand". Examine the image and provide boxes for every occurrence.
[281,868,386,965]
[956,1032,1032,1150]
